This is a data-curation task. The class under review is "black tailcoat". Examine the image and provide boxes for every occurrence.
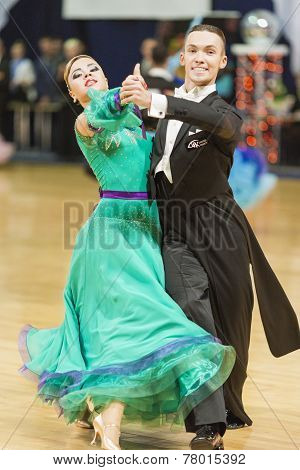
[147,91,300,426]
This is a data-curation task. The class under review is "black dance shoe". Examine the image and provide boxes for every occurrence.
[189,425,224,450]
[226,409,247,430]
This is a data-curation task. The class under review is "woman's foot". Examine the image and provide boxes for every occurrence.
[75,420,93,429]
[75,408,93,429]
[87,397,124,450]
[91,412,121,449]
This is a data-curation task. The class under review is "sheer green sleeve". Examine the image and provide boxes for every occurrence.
[84,87,142,132]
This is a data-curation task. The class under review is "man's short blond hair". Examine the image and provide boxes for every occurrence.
[186,24,226,53]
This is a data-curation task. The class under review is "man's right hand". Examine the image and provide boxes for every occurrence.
[122,63,148,90]
[120,63,152,108]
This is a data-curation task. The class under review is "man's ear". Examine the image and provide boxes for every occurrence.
[179,51,185,67]
[219,55,228,70]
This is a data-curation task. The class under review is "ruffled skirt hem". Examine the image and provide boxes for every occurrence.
[18,324,235,429]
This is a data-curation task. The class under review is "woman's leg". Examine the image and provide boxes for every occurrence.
[87,398,126,448]
[101,401,126,446]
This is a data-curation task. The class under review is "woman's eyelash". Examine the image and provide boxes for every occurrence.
[73,66,99,79]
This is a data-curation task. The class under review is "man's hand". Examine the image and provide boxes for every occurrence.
[120,63,152,109]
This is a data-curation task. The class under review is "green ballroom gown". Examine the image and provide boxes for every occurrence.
[18,88,235,428]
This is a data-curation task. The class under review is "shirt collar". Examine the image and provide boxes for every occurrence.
[175,83,216,101]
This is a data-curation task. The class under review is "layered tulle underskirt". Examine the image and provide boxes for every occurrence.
[19,325,235,428]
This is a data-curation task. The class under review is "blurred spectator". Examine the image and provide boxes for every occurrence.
[63,38,85,62]
[140,38,158,75]
[9,40,36,102]
[143,44,176,132]
[34,36,63,103]
[144,44,175,95]
[52,36,64,63]
[54,38,86,160]
[56,38,86,93]
[0,38,9,137]
[0,134,14,165]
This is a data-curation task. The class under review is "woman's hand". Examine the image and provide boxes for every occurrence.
[120,64,152,109]
[76,113,95,137]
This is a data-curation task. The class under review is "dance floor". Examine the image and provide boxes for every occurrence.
[0,164,299,450]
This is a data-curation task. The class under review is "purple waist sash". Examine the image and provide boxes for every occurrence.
[100,189,148,200]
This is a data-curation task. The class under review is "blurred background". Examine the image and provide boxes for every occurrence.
[0,0,300,182]
[1,1,300,451]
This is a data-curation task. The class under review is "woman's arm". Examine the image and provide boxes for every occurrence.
[75,113,95,137]
[84,87,142,132]
[74,88,143,157]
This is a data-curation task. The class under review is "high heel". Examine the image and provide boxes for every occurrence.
[87,397,121,450]
[90,412,121,449]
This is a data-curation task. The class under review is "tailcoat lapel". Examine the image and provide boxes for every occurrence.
[169,91,218,158]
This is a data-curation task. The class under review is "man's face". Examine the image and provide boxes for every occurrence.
[180,30,227,90]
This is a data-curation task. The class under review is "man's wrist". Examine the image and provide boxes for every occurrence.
[138,91,152,110]
[146,92,152,109]
[148,93,167,119]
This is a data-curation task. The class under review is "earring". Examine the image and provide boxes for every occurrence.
[73,96,77,103]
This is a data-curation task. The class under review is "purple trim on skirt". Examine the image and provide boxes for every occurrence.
[100,189,148,200]
[18,364,39,383]
[38,334,220,395]
[18,324,34,363]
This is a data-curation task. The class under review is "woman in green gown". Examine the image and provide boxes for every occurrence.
[18,55,235,450]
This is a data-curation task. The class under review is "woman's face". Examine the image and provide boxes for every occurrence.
[68,57,108,106]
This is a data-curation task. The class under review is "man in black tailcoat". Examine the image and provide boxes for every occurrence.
[120,24,300,450]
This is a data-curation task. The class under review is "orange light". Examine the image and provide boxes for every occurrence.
[246,136,257,147]
[238,92,246,100]
[259,121,269,131]
[250,54,259,62]
[267,63,277,72]
[246,126,256,135]
[268,151,278,163]
[236,101,246,110]
[255,63,265,72]
[243,76,254,91]
[267,115,277,125]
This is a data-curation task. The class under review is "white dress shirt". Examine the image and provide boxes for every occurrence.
[149,83,216,183]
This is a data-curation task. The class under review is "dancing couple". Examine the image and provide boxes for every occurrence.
[18,24,299,450]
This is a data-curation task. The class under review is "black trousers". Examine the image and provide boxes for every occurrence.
[155,172,254,431]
